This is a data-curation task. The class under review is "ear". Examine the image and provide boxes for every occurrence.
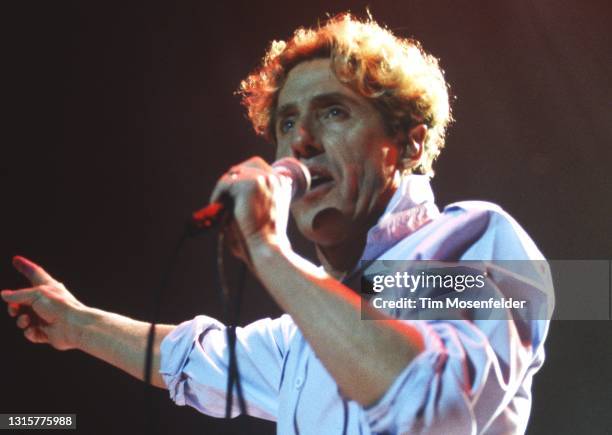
[396,124,427,172]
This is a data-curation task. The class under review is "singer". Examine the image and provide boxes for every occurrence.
[2,13,552,434]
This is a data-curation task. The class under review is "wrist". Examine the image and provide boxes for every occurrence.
[247,234,292,275]
[66,304,97,351]
[246,232,291,257]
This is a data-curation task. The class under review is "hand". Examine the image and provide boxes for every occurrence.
[2,256,86,351]
[210,157,293,262]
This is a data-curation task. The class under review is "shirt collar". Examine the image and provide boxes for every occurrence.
[361,174,439,261]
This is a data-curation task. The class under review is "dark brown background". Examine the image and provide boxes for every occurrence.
[1,1,610,434]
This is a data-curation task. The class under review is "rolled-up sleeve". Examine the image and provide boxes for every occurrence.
[159,314,296,421]
[365,317,546,434]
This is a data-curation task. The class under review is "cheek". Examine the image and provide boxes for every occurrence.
[339,161,387,208]
[340,165,361,203]
[275,142,290,160]
[380,145,401,177]
[356,146,399,204]
[334,144,367,203]
[357,139,397,176]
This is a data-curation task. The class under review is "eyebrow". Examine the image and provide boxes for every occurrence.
[275,92,362,121]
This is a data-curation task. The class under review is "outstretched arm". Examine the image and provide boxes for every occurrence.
[2,256,174,389]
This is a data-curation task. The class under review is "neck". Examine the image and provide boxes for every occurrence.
[315,204,385,279]
[315,234,367,280]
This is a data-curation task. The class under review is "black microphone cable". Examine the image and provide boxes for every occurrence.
[143,204,249,434]
[216,209,248,419]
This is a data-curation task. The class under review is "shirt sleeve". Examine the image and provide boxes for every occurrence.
[159,313,296,421]
[364,318,547,434]
[365,204,553,434]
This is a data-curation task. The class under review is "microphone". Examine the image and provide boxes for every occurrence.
[189,157,311,233]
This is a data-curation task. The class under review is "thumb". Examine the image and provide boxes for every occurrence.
[12,256,56,286]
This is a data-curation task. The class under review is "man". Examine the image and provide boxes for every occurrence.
[2,14,551,434]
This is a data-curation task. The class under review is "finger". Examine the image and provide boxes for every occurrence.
[24,326,47,344]
[210,170,251,204]
[209,163,270,204]
[17,314,31,329]
[8,303,19,317]
[241,156,270,170]
[12,256,55,286]
[8,303,36,320]
[209,176,233,205]
[1,288,42,306]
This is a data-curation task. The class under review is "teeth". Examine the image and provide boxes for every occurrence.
[310,175,332,189]
[307,169,332,188]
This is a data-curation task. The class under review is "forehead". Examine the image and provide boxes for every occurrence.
[276,58,357,110]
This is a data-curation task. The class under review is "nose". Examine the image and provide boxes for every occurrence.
[290,119,323,160]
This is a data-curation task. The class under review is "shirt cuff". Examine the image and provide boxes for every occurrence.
[364,321,446,433]
[159,315,224,406]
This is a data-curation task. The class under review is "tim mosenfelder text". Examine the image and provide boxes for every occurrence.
[368,271,528,311]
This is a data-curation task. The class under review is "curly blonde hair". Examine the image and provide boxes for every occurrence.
[239,13,452,176]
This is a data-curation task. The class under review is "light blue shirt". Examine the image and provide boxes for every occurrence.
[160,175,553,434]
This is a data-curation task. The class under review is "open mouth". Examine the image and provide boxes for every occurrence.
[306,166,334,192]
[310,173,334,190]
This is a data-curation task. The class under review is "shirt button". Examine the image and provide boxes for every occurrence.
[294,377,304,389]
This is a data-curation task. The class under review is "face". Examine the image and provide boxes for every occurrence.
[274,58,402,247]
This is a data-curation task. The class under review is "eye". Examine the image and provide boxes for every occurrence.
[279,118,294,134]
[324,106,348,119]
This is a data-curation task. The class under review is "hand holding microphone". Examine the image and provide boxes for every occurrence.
[191,157,310,255]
